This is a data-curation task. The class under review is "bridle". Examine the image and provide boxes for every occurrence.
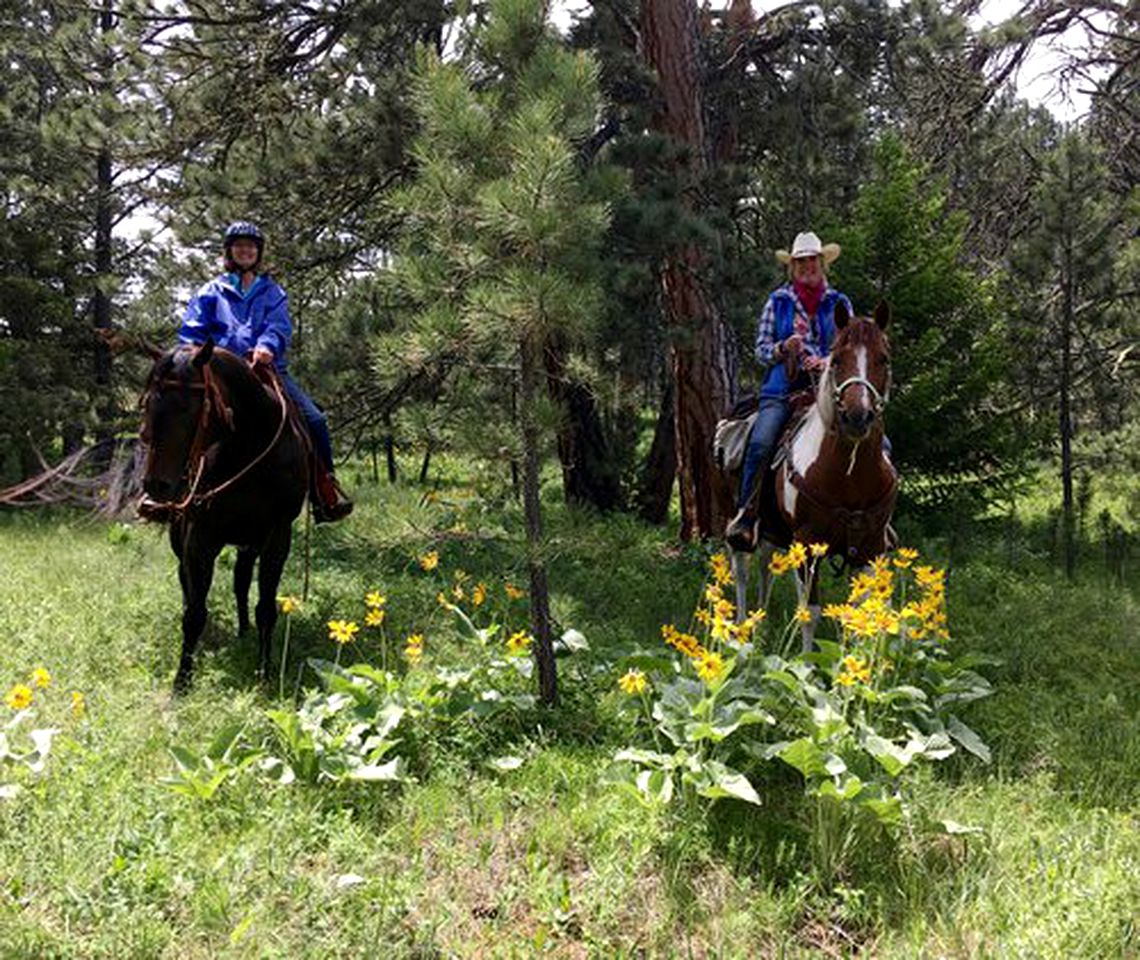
[832,374,889,417]
[143,358,290,514]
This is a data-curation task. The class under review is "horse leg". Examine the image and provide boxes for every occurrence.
[254,524,293,684]
[794,567,819,654]
[174,537,221,694]
[234,547,256,636]
[731,550,749,624]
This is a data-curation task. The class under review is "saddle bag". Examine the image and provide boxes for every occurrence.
[713,394,759,474]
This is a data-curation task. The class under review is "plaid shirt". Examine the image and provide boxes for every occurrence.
[754,283,839,367]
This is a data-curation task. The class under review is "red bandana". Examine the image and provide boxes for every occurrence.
[793,279,824,318]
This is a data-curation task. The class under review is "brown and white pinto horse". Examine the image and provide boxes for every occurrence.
[732,301,897,649]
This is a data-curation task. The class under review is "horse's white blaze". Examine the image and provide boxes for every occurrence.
[855,345,869,407]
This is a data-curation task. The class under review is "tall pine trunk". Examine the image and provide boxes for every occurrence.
[92,0,115,458]
[520,335,558,706]
[640,0,735,540]
[1059,227,1076,579]
[637,374,676,524]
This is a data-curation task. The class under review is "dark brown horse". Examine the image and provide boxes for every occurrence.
[139,340,308,691]
[732,301,897,648]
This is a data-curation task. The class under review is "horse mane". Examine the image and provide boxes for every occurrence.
[833,316,888,352]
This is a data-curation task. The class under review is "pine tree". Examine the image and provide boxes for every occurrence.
[383,0,617,704]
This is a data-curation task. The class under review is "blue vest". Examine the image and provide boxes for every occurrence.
[760,290,846,398]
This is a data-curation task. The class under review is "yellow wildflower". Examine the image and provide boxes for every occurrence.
[915,565,945,591]
[695,650,725,684]
[365,591,386,609]
[893,547,919,569]
[662,624,703,659]
[419,551,440,572]
[472,583,487,607]
[618,669,648,695]
[71,690,86,718]
[5,684,33,711]
[278,595,301,614]
[504,582,526,600]
[709,552,733,586]
[787,542,808,568]
[809,542,829,558]
[737,608,767,640]
[452,583,465,601]
[404,634,424,664]
[713,598,735,621]
[711,616,736,643]
[437,591,452,609]
[835,672,857,687]
[794,606,812,624]
[506,630,533,656]
[365,608,386,627]
[705,582,723,605]
[327,620,360,645]
[31,667,51,689]
[769,551,792,576]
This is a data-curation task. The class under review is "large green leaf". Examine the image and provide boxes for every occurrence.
[695,761,761,805]
[947,716,991,764]
[778,738,830,778]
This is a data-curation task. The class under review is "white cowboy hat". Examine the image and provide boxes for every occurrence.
[775,231,841,265]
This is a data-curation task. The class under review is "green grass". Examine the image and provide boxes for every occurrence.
[1,474,1138,957]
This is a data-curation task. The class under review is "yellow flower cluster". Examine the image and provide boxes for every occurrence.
[768,541,827,576]
[618,669,647,695]
[661,624,726,684]
[904,565,949,641]
[327,619,360,645]
[365,608,386,627]
[365,590,386,609]
[5,667,85,717]
[506,631,533,657]
[836,654,872,687]
[709,552,733,587]
[277,595,301,614]
[472,583,487,607]
[504,582,526,600]
[418,551,439,572]
[404,634,424,664]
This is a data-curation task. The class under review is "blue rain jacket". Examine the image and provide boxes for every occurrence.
[178,273,292,371]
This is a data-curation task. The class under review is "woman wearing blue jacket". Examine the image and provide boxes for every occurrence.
[725,231,851,551]
[178,221,352,522]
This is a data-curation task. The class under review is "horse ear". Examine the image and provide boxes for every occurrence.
[834,299,851,329]
[873,301,892,330]
[192,338,215,369]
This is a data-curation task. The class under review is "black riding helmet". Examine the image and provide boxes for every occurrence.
[223,221,264,271]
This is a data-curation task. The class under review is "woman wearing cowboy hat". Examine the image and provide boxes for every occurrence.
[725,230,852,551]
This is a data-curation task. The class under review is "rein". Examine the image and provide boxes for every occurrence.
[153,362,291,514]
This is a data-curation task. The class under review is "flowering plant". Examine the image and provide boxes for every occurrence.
[612,548,992,830]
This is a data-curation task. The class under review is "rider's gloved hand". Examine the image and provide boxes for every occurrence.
[251,347,275,367]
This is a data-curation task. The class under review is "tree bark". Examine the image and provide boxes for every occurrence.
[520,335,558,706]
[543,337,623,511]
[640,0,736,539]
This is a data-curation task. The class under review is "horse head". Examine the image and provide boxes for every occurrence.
[139,339,228,504]
[821,301,891,442]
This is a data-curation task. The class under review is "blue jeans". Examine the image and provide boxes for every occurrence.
[281,373,334,472]
[738,397,789,511]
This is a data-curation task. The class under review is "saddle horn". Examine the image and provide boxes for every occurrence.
[192,338,215,369]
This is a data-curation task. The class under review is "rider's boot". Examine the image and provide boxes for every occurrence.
[725,454,772,553]
[311,464,353,524]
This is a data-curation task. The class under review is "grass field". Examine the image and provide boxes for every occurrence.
[1,472,1138,958]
